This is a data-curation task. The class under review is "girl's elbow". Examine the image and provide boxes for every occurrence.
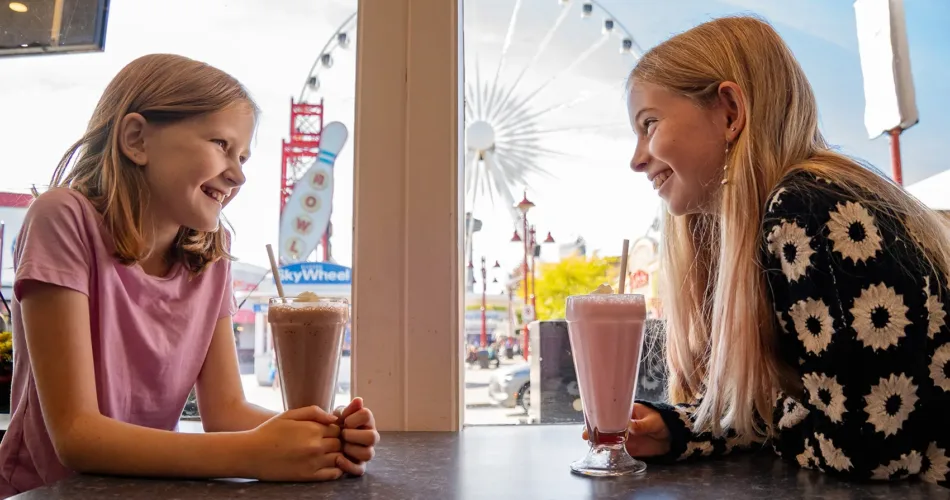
[49,414,99,473]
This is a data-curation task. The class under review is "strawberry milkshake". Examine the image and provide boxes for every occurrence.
[566,285,648,476]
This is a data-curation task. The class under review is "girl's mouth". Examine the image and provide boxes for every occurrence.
[201,187,225,204]
[652,170,671,191]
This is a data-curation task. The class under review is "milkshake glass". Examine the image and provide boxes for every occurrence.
[566,292,647,476]
[268,296,349,412]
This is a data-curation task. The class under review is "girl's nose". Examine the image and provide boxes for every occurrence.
[225,167,246,187]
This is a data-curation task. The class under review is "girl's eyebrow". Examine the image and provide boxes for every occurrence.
[634,107,658,123]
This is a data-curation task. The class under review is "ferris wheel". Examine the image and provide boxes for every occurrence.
[464,0,640,215]
[284,1,641,264]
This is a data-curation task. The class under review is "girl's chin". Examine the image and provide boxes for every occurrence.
[663,196,691,217]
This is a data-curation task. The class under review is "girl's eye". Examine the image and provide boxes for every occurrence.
[642,119,657,133]
[212,139,228,150]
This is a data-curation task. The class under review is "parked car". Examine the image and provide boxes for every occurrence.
[488,363,530,412]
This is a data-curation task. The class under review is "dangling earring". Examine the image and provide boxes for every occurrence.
[720,127,736,186]
[720,143,732,186]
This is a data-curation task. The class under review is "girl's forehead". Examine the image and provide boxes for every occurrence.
[202,103,256,125]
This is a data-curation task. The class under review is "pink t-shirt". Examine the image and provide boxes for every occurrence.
[0,188,236,496]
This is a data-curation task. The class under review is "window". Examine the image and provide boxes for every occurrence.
[458,0,656,427]
[0,0,109,57]
[349,0,655,432]
[0,0,360,420]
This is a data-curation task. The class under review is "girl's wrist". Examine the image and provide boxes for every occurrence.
[228,430,260,479]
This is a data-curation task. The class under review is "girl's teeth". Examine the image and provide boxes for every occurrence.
[203,188,223,202]
[653,172,671,190]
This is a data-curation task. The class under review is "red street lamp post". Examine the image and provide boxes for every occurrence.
[528,226,556,318]
[511,191,554,359]
[472,257,501,347]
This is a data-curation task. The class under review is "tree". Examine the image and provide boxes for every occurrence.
[519,254,616,321]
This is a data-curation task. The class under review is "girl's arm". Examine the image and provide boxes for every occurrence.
[195,315,278,432]
[761,176,948,485]
[23,282,346,482]
[21,281,260,478]
[15,192,344,482]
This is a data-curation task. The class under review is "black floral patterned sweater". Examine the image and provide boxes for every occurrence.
[640,170,949,486]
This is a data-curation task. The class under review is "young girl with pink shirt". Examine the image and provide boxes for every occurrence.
[0,54,378,496]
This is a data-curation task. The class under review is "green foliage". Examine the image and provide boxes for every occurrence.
[519,255,613,321]
[0,331,11,364]
[464,304,507,312]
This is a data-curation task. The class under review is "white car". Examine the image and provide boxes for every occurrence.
[487,363,530,411]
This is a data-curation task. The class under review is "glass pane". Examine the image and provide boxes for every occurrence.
[0,0,108,56]
[460,1,950,429]
[461,0,657,427]
[0,0,360,418]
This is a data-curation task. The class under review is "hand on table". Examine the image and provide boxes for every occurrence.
[581,403,671,457]
[333,397,380,476]
[247,405,345,482]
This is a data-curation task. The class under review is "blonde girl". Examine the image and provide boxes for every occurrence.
[611,16,948,486]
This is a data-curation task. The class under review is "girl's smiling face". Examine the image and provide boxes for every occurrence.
[120,102,255,234]
[627,81,740,216]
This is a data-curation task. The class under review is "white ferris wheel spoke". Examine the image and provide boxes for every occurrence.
[489,2,572,124]
[484,150,523,220]
[483,0,524,118]
[502,122,629,141]
[492,33,610,128]
[473,57,485,120]
[498,85,619,134]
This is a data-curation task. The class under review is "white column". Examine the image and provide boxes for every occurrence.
[351,0,463,431]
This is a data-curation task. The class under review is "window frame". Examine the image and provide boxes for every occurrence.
[350,0,464,432]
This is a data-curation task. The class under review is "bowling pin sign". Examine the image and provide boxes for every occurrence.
[279,122,349,263]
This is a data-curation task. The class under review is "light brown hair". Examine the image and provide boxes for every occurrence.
[50,53,259,275]
[629,16,950,438]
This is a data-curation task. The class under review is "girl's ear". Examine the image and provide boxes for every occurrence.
[716,81,746,143]
[117,113,149,166]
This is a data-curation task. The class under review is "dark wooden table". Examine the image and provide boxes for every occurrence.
[12,425,947,499]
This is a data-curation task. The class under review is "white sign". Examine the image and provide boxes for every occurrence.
[279,122,349,263]
[522,304,536,323]
[854,0,918,138]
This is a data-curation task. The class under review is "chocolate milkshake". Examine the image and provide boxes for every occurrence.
[268,293,349,412]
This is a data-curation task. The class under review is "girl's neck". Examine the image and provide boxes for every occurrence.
[140,219,181,278]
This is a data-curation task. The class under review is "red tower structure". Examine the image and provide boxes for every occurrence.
[280,98,333,261]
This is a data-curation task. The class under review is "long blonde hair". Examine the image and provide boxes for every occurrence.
[631,16,950,438]
[50,53,258,275]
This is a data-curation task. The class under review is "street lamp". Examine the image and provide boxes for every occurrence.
[511,191,553,359]
[474,257,502,347]
[528,226,555,321]
[515,191,533,358]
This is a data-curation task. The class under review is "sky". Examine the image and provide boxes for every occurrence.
[1,0,948,289]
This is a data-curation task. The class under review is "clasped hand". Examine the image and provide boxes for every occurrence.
[247,398,380,482]
[332,397,380,476]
